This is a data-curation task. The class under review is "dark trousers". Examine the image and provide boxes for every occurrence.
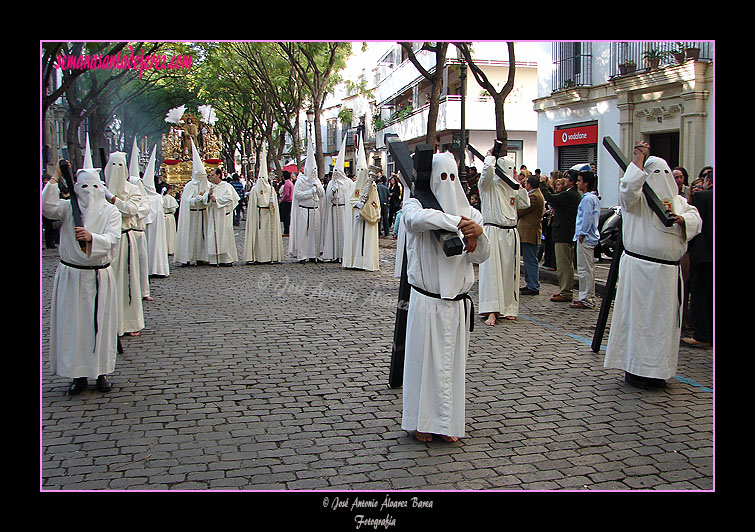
[280,201,291,234]
[381,204,390,236]
[688,262,713,343]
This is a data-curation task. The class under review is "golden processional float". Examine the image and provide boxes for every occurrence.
[161,104,223,192]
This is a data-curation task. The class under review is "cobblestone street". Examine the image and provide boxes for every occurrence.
[40,225,714,495]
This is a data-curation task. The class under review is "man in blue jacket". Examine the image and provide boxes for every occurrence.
[570,171,601,309]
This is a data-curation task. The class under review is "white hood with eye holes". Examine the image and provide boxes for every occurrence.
[104,152,129,199]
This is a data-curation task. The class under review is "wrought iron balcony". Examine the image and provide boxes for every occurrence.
[552,42,593,92]
[610,41,713,77]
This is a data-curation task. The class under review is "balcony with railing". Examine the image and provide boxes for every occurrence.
[552,42,593,92]
[610,41,713,77]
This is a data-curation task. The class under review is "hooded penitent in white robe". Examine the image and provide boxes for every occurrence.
[174,140,210,265]
[104,151,145,335]
[478,155,530,318]
[163,191,178,255]
[243,146,284,263]
[320,137,353,262]
[202,178,240,265]
[604,156,702,380]
[141,145,170,277]
[128,139,151,298]
[44,155,122,379]
[289,135,325,261]
[401,152,490,439]
[341,134,380,271]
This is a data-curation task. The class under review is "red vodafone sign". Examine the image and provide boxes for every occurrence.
[554,125,598,147]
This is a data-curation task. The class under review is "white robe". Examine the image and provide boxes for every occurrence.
[400,198,490,438]
[43,182,122,379]
[320,176,353,261]
[604,161,702,380]
[145,187,170,277]
[111,182,145,335]
[477,155,530,317]
[341,182,380,271]
[163,194,178,255]
[174,180,210,265]
[203,180,240,265]
[289,177,325,261]
[131,178,151,297]
[243,178,284,263]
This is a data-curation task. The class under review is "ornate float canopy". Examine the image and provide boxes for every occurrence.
[161,104,223,190]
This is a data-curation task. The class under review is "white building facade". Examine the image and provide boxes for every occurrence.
[532,41,714,208]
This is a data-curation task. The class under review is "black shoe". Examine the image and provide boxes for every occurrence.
[69,377,87,395]
[520,288,539,295]
[96,375,112,392]
[625,372,666,389]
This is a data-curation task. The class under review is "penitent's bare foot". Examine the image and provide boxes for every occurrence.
[414,432,433,442]
[503,315,516,321]
[439,435,459,443]
[484,313,497,326]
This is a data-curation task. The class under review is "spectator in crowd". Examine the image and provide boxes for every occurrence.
[570,171,600,309]
[540,170,581,303]
[377,175,390,237]
[279,170,294,236]
[518,175,545,295]
[683,168,713,349]
[230,173,245,226]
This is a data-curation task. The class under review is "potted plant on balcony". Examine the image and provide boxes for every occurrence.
[618,60,636,75]
[672,42,700,62]
[643,47,666,69]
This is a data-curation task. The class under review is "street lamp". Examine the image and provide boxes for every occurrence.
[306,108,314,138]
[458,51,468,187]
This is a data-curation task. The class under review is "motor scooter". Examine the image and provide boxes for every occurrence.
[598,205,621,258]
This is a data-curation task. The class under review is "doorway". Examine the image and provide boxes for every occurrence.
[648,132,680,168]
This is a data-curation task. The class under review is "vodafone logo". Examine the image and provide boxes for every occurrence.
[555,125,597,146]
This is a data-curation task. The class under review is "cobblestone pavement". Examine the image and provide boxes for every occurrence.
[40,223,714,493]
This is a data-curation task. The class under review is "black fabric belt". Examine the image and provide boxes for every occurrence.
[624,249,681,266]
[60,260,111,352]
[60,260,110,270]
[410,284,475,332]
[484,222,517,230]
[299,205,317,231]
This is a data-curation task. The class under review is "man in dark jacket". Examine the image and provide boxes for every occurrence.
[540,170,582,302]
[683,169,713,348]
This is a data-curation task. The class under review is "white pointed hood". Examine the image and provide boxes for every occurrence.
[351,133,370,203]
[129,136,140,179]
[75,133,106,220]
[81,133,96,171]
[190,138,209,187]
[331,136,350,187]
[254,144,273,204]
[300,131,318,186]
[104,151,129,199]
[496,155,517,182]
[142,145,158,194]
[430,151,470,217]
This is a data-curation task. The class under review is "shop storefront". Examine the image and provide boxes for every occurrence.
[554,123,598,171]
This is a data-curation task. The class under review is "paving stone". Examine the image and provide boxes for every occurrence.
[40,228,714,492]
